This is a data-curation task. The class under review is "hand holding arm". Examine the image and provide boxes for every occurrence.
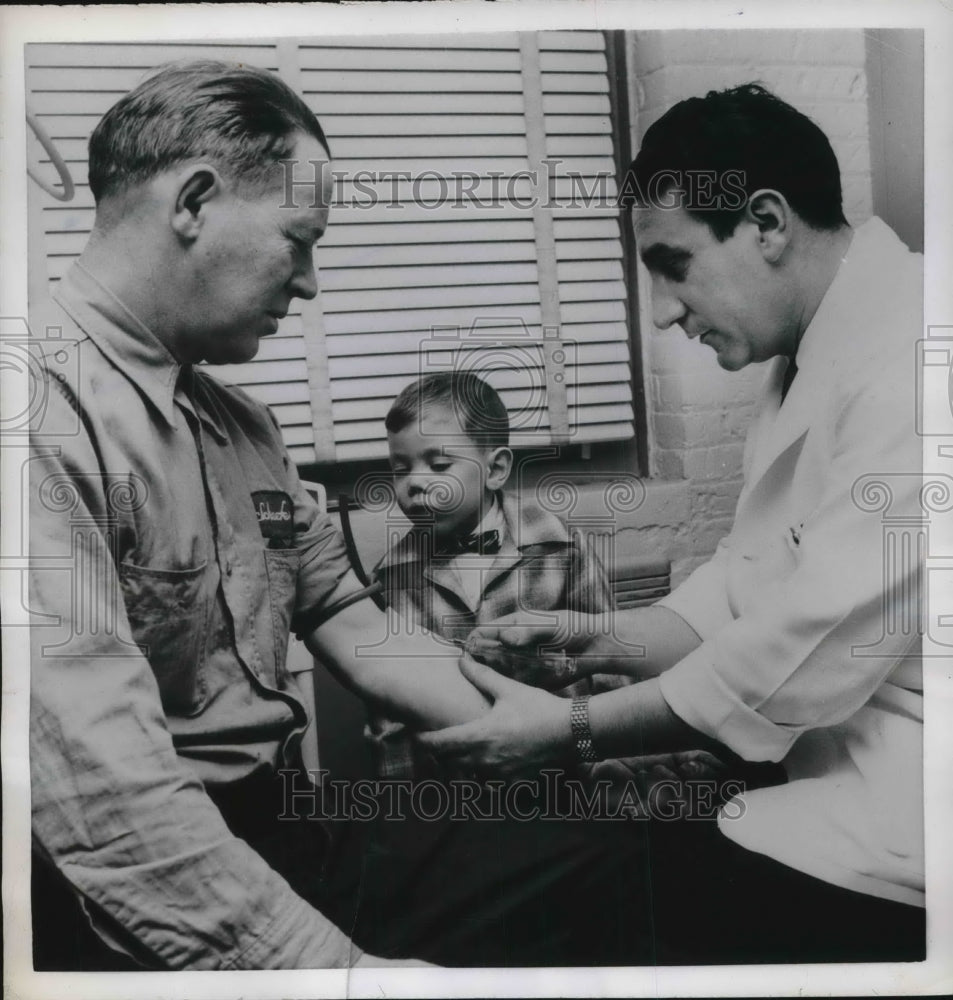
[416,656,722,777]
[466,605,702,687]
[415,657,575,775]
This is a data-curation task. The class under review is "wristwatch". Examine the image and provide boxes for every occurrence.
[570,695,599,763]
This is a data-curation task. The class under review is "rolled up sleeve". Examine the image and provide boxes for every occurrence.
[264,409,361,627]
[658,363,921,762]
[656,537,734,641]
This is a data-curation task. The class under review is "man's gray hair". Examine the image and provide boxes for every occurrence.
[88,59,330,203]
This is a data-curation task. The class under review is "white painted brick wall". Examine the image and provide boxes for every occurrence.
[627,29,874,583]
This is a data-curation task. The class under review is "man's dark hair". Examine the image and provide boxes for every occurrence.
[622,83,848,240]
[88,60,330,204]
[386,372,510,449]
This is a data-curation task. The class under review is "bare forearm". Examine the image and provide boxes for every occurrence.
[578,605,702,680]
[587,677,723,759]
[519,678,723,764]
[416,662,726,776]
[336,638,490,730]
[305,603,490,730]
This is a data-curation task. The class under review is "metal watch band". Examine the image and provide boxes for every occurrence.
[570,695,599,763]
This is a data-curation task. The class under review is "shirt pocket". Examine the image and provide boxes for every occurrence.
[119,561,209,716]
[264,547,300,684]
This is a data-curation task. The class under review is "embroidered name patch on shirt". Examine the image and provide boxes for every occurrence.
[252,491,295,549]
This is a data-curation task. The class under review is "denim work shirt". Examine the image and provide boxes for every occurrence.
[28,263,361,968]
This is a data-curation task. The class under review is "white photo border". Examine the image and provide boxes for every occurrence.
[2,2,951,997]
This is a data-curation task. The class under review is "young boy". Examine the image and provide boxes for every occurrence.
[368,371,613,778]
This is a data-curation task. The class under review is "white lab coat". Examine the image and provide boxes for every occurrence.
[657,218,924,906]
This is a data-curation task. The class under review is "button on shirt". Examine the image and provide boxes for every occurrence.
[29,263,362,968]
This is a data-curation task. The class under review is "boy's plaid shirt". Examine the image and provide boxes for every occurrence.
[366,491,615,778]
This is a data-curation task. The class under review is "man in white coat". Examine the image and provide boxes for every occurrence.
[419,83,925,964]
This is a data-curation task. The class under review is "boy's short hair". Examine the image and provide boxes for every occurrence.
[385,372,510,449]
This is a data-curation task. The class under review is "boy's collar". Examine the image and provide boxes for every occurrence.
[497,491,571,550]
[469,492,505,540]
[377,490,571,572]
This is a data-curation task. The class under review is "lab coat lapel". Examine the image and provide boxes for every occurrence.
[742,222,886,502]
[742,354,818,496]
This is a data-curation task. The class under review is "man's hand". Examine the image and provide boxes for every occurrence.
[465,610,609,689]
[467,610,603,657]
[465,634,580,690]
[416,656,573,777]
[470,605,703,684]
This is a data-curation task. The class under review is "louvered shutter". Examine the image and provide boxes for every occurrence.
[290,31,635,462]
[26,34,636,466]
[24,41,327,463]
[543,32,634,445]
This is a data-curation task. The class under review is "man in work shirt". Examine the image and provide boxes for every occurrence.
[28,60,653,971]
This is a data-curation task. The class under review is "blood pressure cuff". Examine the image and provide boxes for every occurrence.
[292,581,385,641]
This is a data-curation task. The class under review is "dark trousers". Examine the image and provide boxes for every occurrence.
[218,769,659,967]
[33,768,925,969]
[644,814,926,965]
[31,769,657,970]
